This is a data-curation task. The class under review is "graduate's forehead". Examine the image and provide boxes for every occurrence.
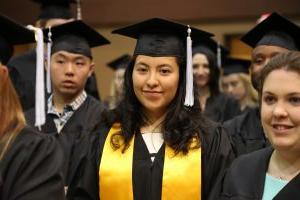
[252,45,289,58]
[52,50,92,60]
[134,55,179,67]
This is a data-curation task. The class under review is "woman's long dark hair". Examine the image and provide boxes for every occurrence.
[193,47,220,96]
[103,55,214,154]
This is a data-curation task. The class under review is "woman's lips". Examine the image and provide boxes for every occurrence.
[271,123,294,134]
[143,91,163,99]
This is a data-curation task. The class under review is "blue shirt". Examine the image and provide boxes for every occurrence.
[262,173,288,200]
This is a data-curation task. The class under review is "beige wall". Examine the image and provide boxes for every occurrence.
[93,18,300,100]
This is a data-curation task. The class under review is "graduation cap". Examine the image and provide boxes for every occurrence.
[0,14,35,64]
[44,20,110,59]
[112,18,213,106]
[112,18,213,57]
[107,54,132,70]
[223,57,251,76]
[193,37,229,68]
[32,0,76,20]
[241,12,300,51]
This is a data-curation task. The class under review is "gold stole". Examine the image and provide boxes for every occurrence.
[99,124,201,200]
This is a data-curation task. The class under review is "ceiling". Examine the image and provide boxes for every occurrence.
[0,0,300,27]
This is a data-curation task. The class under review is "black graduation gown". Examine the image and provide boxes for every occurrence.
[0,126,65,200]
[7,50,101,111]
[204,93,241,123]
[218,147,300,200]
[223,107,270,157]
[66,121,234,200]
[274,173,300,200]
[25,95,105,186]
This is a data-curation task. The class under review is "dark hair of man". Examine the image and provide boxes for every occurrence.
[101,55,214,154]
[193,50,220,97]
[258,51,300,104]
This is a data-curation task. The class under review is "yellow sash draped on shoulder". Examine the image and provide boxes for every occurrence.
[99,124,201,200]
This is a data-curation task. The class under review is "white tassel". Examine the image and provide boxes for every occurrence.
[46,27,52,94]
[27,25,45,130]
[217,41,222,69]
[76,0,82,20]
[184,25,194,107]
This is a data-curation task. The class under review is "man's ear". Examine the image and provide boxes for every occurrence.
[0,64,9,79]
[0,64,8,73]
[44,59,48,71]
[88,62,95,77]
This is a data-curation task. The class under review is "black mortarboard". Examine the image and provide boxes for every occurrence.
[241,12,300,51]
[0,14,35,64]
[193,37,229,68]
[223,57,251,76]
[193,37,228,57]
[32,0,76,20]
[107,54,132,70]
[112,18,213,58]
[43,20,110,59]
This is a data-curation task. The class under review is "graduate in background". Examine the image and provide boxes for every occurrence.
[223,12,300,157]
[219,51,300,200]
[104,54,131,109]
[192,38,241,123]
[25,20,109,189]
[8,0,101,112]
[221,57,258,112]
[67,18,233,200]
[0,14,65,200]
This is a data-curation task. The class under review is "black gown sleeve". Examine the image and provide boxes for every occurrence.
[1,126,65,200]
[202,125,235,200]
[67,123,109,200]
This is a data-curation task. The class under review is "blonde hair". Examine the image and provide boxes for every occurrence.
[238,73,258,110]
[108,80,123,109]
[0,65,25,160]
[107,68,126,109]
